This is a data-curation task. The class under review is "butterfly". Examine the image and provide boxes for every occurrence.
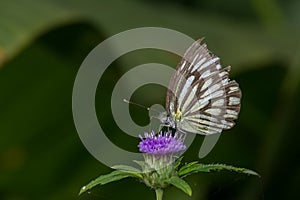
[159,38,241,135]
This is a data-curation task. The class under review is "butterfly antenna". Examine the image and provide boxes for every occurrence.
[123,99,161,114]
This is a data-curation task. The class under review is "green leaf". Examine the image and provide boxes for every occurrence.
[173,157,184,170]
[79,170,141,195]
[0,0,79,66]
[165,176,192,196]
[178,163,260,178]
[178,161,199,173]
[1,0,297,71]
[133,160,146,169]
[178,162,202,176]
[112,164,141,173]
[111,165,143,178]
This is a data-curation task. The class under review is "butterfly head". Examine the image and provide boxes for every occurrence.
[158,111,174,128]
[158,108,183,130]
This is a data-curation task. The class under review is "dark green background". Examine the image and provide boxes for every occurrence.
[0,0,299,199]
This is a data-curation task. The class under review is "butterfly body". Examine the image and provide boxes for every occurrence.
[160,39,241,135]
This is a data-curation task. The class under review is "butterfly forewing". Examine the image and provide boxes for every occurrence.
[166,39,241,135]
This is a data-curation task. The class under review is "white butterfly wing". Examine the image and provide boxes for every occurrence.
[166,39,241,135]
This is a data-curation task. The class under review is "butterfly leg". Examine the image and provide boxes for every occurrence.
[158,123,165,133]
[179,129,187,141]
[177,128,196,154]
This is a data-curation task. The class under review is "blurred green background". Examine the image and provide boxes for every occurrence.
[1,0,299,199]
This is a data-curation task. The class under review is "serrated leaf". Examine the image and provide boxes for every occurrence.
[165,176,192,196]
[177,161,199,175]
[178,162,260,178]
[79,170,139,195]
[196,164,260,176]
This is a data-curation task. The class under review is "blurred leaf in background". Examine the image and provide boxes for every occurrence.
[0,0,299,200]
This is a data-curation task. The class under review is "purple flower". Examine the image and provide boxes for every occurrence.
[138,131,186,187]
[138,131,186,155]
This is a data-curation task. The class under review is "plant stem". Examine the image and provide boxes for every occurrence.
[155,188,164,200]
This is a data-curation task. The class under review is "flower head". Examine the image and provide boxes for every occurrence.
[138,130,186,155]
[138,131,186,188]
